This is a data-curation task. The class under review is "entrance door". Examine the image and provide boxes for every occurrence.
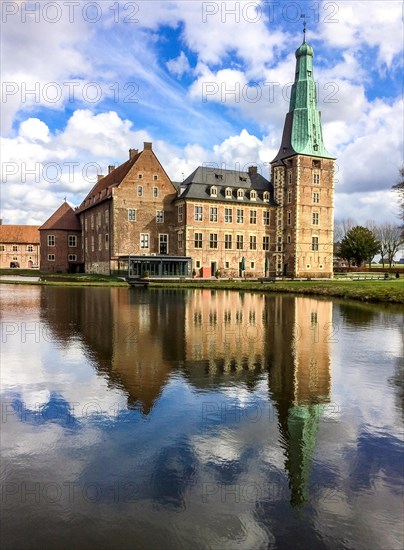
[159,234,168,255]
[211,261,217,277]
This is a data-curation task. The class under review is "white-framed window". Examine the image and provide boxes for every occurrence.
[209,207,218,222]
[194,205,203,221]
[251,262,255,269]
[263,191,269,202]
[249,235,257,250]
[26,245,34,252]
[0,245,5,251]
[312,236,319,251]
[178,232,183,249]
[48,254,55,261]
[210,234,218,249]
[194,232,202,248]
[153,175,158,181]
[178,204,183,223]
[263,236,270,250]
[224,234,232,249]
[237,189,244,200]
[249,210,257,224]
[313,173,320,184]
[12,256,18,261]
[236,235,243,250]
[237,209,244,223]
[47,235,55,247]
[224,208,233,223]
[263,211,270,225]
[68,254,77,261]
[153,187,158,198]
[138,173,143,180]
[225,187,232,198]
[137,185,143,197]
[195,260,201,268]
[312,212,319,225]
[210,186,217,197]
[68,235,77,247]
[156,210,164,223]
[128,209,136,221]
[250,190,257,200]
[140,233,149,249]
[313,192,320,203]
[159,233,168,254]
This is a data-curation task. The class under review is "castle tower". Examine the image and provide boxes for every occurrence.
[271,30,335,278]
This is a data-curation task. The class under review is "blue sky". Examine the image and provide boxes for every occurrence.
[1,0,403,225]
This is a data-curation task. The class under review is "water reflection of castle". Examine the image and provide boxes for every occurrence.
[41,288,332,505]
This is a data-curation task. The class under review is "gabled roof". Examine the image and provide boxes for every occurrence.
[39,202,81,231]
[174,167,276,205]
[77,152,141,213]
[0,225,40,244]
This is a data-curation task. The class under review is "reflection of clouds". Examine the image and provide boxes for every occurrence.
[192,432,244,464]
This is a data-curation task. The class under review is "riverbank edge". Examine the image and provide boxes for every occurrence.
[1,276,403,303]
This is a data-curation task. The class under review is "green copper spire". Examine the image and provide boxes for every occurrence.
[272,35,334,162]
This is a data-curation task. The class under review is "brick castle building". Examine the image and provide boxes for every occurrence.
[39,36,335,278]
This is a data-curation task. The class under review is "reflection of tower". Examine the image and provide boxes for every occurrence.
[266,295,332,506]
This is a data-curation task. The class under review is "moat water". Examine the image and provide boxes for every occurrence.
[1,286,403,550]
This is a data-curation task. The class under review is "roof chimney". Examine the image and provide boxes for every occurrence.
[248,166,258,175]
[144,142,152,150]
[97,174,105,182]
[108,165,115,174]
[129,148,138,159]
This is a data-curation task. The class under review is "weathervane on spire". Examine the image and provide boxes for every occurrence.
[301,14,307,42]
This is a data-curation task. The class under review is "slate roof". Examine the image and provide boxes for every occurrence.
[39,202,81,231]
[174,167,276,205]
[0,225,40,244]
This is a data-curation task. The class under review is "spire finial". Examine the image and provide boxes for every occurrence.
[301,14,306,42]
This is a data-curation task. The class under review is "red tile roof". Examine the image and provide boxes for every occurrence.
[77,152,141,213]
[0,225,40,244]
[39,202,81,231]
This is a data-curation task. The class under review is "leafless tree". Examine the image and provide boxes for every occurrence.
[372,223,403,268]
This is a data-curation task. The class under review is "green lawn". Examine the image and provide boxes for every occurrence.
[1,270,403,303]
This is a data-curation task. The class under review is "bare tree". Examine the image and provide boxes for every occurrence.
[334,218,355,243]
[391,165,404,229]
[373,223,404,268]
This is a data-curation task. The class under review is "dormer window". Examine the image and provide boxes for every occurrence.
[239,176,247,182]
[263,191,269,202]
[215,174,223,180]
[313,144,318,151]
[250,190,257,201]
[225,187,232,198]
[237,189,244,200]
[210,186,217,197]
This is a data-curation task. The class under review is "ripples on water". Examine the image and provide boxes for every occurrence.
[1,286,403,550]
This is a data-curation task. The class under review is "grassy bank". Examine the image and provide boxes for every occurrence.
[149,279,404,304]
[0,270,128,287]
[1,270,403,303]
